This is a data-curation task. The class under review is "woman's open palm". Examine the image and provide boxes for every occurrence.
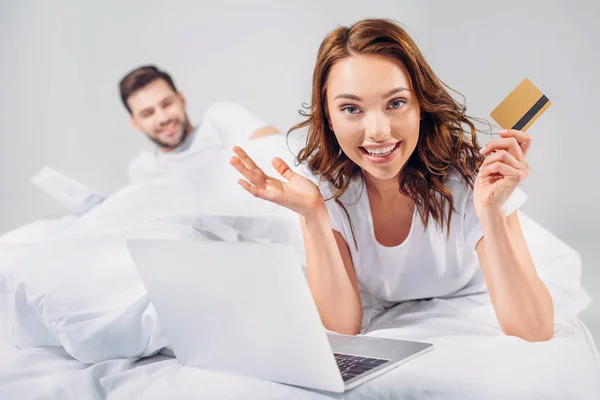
[230,147,324,216]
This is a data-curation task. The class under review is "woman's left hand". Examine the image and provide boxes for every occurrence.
[473,129,532,214]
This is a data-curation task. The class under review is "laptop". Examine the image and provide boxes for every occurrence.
[126,239,433,393]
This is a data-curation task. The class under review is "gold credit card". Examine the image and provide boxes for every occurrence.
[490,78,551,131]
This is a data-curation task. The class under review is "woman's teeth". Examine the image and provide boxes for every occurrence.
[365,144,395,157]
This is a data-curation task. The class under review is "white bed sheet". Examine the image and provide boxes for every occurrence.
[0,133,597,398]
[2,294,599,400]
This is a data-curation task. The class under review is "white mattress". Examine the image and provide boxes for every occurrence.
[2,294,599,400]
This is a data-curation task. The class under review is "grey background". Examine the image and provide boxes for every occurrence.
[1,0,598,342]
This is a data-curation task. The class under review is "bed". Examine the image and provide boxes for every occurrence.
[2,295,599,399]
[1,136,599,399]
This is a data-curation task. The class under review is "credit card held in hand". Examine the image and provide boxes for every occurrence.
[490,78,551,131]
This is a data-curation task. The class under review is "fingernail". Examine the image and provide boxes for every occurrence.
[498,129,507,134]
[479,146,486,153]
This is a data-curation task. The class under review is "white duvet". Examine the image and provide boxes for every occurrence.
[0,135,305,362]
[0,134,598,398]
[2,295,599,399]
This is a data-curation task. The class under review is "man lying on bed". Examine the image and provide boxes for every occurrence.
[0,66,278,243]
[120,65,279,184]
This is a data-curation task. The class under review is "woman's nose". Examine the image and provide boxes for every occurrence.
[364,112,391,140]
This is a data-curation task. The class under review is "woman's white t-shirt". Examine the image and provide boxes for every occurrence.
[319,174,527,330]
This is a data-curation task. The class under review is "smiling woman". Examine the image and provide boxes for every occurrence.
[231,18,554,342]
[292,26,484,234]
[327,56,419,180]
[333,84,410,164]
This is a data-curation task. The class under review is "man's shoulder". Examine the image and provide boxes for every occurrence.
[204,101,246,118]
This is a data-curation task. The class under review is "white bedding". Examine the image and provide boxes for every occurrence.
[0,199,303,363]
[1,134,599,399]
[2,294,599,399]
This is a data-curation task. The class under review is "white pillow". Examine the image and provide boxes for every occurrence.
[0,221,204,362]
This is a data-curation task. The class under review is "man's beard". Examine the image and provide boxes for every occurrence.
[148,118,191,151]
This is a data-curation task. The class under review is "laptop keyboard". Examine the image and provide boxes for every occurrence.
[333,353,389,382]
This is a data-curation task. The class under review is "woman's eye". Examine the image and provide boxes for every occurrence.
[389,99,406,109]
[342,106,360,115]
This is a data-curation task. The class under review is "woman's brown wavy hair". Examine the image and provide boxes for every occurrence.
[289,18,485,245]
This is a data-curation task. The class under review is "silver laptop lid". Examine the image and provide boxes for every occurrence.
[127,239,345,393]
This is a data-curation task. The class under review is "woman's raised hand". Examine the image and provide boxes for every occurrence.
[230,147,325,217]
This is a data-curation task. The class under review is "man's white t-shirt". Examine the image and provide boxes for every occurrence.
[319,173,527,330]
[128,102,267,183]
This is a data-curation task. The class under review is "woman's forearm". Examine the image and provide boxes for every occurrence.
[476,209,554,342]
[301,205,363,335]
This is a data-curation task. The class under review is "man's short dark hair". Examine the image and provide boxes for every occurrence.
[119,65,178,114]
